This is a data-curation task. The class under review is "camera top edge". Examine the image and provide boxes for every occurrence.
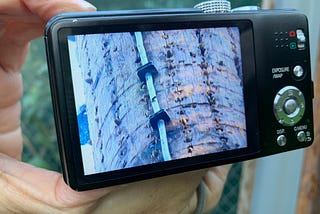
[45,8,202,31]
[44,8,306,37]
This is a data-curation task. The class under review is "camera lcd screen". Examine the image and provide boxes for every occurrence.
[67,27,247,176]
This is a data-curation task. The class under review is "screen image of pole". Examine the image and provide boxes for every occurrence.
[67,27,247,175]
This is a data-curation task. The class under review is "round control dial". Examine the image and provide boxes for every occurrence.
[274,86,305,126]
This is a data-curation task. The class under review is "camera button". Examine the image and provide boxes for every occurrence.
[284,99,298,115]
[296,29,306,50]
[293,65,304,78]
[274,86,305,126]
[297,131,306,142]
[277,135,287,146]
[290,42,297,50]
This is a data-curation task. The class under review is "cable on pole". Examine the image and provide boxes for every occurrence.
[135,32,172,161]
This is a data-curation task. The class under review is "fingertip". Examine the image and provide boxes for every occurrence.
[75,0,97,11]
[23,0,97,22]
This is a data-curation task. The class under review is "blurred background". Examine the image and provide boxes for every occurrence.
[21,0,319,213]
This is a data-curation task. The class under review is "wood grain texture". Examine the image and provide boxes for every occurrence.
[75,28,247,172]
[297,40,320,214]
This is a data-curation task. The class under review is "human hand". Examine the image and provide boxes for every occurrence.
[0,0,98,159]
[0,0,230,213]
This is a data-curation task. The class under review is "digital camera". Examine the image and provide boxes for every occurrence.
[45,3,314,190]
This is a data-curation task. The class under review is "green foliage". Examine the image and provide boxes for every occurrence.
[21,39,60,171]
[21,0,261,172]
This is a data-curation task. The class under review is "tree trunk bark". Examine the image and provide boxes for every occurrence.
[75,28,246,172]
[296,40,320,214]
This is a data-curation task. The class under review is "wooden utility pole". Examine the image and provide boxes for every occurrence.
[261,0,275,9]
[297,37,320,214]
[75,28,247,172]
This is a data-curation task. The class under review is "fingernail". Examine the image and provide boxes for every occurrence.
[76,0,97,10]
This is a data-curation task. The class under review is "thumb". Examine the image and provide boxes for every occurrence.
[19,0,97,42]
[0,0,96,70]
[0,153,114,212]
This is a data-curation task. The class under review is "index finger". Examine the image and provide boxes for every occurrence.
[0,0,96,22]
[0,0,96,71]
[0,0,96,160]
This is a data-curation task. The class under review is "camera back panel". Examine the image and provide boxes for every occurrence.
[45,9,314,190]
[251,11,313,157]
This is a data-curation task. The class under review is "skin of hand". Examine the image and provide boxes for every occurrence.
[0,0,231,213]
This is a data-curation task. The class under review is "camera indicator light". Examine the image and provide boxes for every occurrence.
[289,30,296,37]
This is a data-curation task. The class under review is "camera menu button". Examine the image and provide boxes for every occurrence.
[297,131,306,142]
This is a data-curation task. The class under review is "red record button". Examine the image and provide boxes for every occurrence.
[289,30,296,37]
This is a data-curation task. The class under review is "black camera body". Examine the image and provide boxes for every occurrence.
[45,8,314,190]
